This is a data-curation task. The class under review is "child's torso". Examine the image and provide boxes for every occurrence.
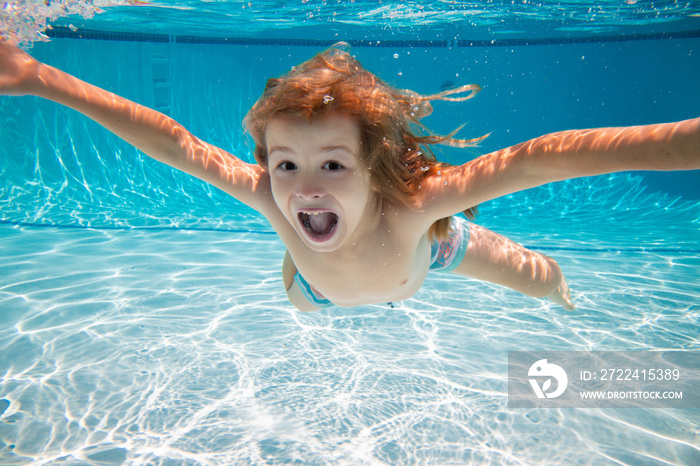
[279,205,434,307]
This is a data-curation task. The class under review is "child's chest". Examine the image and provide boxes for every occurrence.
[292,231,432,307]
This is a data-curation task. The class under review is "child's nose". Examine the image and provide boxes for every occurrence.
[295,173,326,199]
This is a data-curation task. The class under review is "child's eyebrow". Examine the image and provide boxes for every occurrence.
[320,145,355,155]
[268,144,356,157]
[267,145,293,157]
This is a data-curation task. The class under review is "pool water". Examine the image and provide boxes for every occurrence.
[0,224,698,464]
[1,2,699,465]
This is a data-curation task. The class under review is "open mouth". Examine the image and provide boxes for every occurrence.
[298,211,339,240]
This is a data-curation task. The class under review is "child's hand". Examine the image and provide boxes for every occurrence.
[547,276,575,311]
[0,40,40,96]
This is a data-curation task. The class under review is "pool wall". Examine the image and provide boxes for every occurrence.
[1,35,699,231]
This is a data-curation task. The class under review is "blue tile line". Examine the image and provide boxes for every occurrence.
[45,26,700,46]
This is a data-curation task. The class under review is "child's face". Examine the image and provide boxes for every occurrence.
[265,113,376,252]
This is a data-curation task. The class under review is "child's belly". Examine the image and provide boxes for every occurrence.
[327,273,426,306]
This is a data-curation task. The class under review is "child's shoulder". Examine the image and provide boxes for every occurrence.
[380,198,437,242]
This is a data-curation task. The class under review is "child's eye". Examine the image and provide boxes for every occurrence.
[277,161,297,171]
[323,161,344,171]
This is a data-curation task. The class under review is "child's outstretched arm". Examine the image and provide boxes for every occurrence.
[421,117,700,219]
[0,40,272,212]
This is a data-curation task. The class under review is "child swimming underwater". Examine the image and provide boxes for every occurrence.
[1,41,698,312]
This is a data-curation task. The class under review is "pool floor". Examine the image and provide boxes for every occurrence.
[0,225,698,465]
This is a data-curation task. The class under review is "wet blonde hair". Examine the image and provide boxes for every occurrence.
[244,42,486,240]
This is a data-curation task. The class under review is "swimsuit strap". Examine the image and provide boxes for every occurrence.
[294,272,334,308]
